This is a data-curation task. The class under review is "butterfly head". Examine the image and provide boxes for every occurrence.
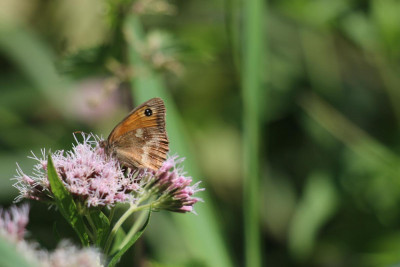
[99,140,109,154]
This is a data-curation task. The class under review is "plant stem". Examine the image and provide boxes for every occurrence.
[75,203,93,244]
[85,213,97,243]
[108,208,115,224]
[242,0,264,265]
[104,203,137,254]
[103,202,151,255]
[118,208,149,250]
[82,221,95,244]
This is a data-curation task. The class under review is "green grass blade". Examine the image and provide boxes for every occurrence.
[241,0,265,265]
[298,93,400,172]
[124,15,233,267]
[0,26,68,113]
[288,172,338,261]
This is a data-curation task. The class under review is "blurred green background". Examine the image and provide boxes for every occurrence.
[1,0,400,266]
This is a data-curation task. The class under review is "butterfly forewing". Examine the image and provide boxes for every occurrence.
[106,98,169,170]
[108,98,166,141]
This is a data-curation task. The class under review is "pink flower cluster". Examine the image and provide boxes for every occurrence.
[13,134,139,207]
[141,156,204,213]
[0,204,29,242]
[47,241,104,267]
[0,205,104,266]
[13,133,203,213]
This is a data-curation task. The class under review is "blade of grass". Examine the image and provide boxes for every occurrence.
[288,171,338,261]
[298,92,400,223]
[0,25,69,114]
[298,92,400,174]
[124,15,233,267]
[373,55,400,129]
[225,0,241,70]
[241,0,265,265]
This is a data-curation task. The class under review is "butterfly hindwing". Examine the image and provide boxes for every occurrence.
[113,128,169,170]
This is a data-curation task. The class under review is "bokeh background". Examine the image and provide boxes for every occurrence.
[1,0,400,266]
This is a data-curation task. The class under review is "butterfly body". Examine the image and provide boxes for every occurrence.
[100,98,169,171]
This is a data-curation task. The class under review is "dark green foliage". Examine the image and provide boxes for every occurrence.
[1,0,400,266]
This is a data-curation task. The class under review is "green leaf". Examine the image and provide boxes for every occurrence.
[288,172,338,261]
[52,221,61,243]
[107,210,151,267]
[89,209,110,247]
[109,228,126,255]
[47,155,90,246]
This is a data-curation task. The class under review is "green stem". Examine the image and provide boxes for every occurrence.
[76,204,93,244]
[76,203,94,243]
[108,208,116,224]
[242,0,264,265]
[104,203,137,254]
[118,208,149,250]
[82,220,95,243]
[132,203,153,213]
[85,214,97,243]
[103,202,152,255]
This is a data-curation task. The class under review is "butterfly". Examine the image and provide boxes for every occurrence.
[100,97,169,171]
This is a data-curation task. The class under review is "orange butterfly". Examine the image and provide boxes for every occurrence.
[100,98,169,171]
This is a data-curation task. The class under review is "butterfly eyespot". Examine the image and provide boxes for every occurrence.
[144,108,152,116]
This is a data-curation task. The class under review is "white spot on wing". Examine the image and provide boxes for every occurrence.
[135,129,143,138]
[140,139,161,168]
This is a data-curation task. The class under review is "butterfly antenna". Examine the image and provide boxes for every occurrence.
[72,131,89,143]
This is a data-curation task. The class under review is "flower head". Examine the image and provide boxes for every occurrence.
[47,241,104,267]
[0,204,29,242]
[138,155,204,214]
[0,204,104,267]
[13,133,204,213]
[13,133,139,207]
